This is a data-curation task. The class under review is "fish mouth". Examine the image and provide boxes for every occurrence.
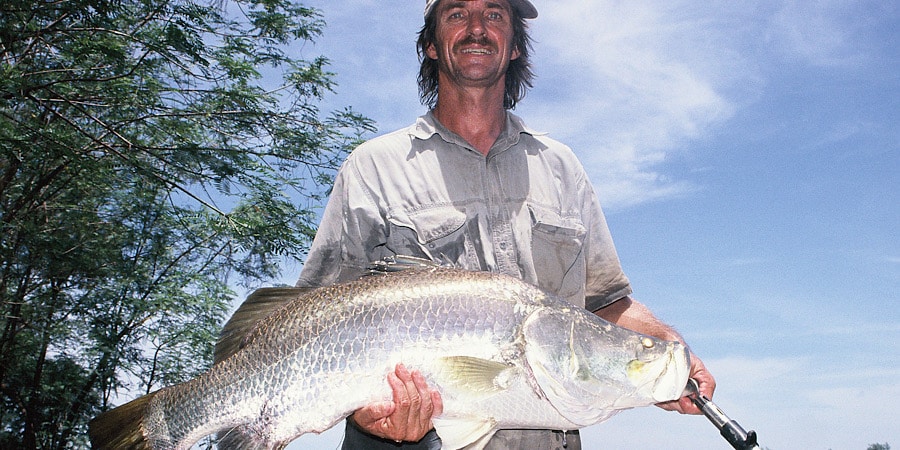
[626,344,691,403]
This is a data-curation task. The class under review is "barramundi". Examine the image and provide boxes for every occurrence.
[89,259,690,450]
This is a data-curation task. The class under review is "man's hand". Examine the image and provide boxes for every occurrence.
[657,352,716,415]
[350,364,443,442]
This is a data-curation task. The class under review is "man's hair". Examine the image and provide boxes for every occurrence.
[416,8,535,110]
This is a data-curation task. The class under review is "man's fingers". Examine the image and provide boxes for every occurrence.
[410,369,434,432]
[350,400,396,437]
[386,368,411,440]
[430,390,444,417]
[412,370,432,413]
[363,364,441,442]
[680,396,701,415]
[397,365,429,441]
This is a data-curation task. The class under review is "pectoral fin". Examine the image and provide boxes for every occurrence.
[435,356,516,395]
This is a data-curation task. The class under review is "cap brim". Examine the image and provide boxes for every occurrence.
[513,0,538,19]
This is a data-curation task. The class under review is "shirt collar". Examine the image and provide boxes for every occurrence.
[411,111,545,155]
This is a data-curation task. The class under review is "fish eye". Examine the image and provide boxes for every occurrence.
[641,337,655,349]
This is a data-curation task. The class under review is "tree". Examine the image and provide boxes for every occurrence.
[0,0,373,448]
[868,444,891,450]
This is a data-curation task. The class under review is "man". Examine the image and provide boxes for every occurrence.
[296,0,716,448]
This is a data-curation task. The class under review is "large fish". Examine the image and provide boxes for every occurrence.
[89,259,690,450]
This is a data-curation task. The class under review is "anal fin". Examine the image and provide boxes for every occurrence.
[432,416,498,450]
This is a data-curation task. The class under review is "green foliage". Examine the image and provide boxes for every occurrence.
[0,0,374,448]
[868,444,891,450]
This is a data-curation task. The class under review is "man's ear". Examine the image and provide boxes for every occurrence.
[425,42,439,60]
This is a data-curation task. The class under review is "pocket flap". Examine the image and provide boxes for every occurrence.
[389,207,467,244]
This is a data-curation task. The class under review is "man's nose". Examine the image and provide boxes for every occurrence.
[466,14,486,36]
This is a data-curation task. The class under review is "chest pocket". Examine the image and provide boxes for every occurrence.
[529,205,586,302]
[386,206,480,267]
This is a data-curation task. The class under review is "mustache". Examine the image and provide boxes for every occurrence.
[455,35,496,51]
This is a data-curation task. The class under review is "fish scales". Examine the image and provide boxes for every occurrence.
[89,265,690,450]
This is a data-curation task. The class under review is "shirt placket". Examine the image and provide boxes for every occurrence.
[485,144,520,278]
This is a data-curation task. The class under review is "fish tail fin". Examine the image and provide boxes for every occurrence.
[88,393,157,450]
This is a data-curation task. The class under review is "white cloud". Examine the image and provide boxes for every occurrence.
[520,1,757,209]
[768,0,868,68]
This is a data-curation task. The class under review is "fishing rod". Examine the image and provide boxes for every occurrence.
[685,379,761,450]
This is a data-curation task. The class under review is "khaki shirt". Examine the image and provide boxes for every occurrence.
[298,111,631,312]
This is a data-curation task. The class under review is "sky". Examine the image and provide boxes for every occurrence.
[267,1,898,449]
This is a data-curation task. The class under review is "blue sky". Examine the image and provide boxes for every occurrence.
[274,1,898,449]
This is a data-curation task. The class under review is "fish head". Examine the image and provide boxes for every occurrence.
[623,336,691,404]
[523,307,691,426]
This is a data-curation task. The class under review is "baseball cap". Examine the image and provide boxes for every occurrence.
[424,0,538,20]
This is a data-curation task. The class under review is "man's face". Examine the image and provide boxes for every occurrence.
[425,0,521,90]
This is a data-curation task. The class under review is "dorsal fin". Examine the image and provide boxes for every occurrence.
[214,256,435,364]
[214,287,314,364]
[215,256,440,364]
